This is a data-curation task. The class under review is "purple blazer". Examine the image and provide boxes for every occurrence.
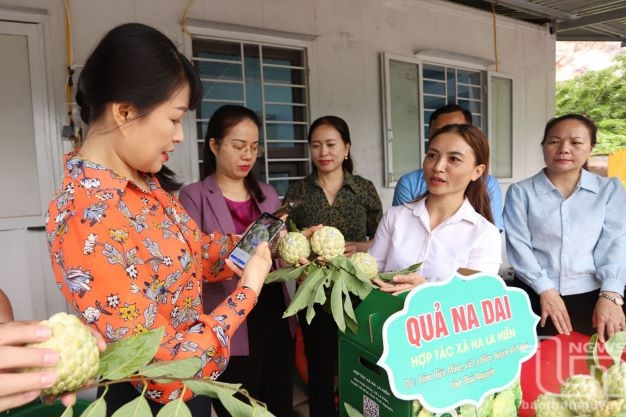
[178,175,296,356]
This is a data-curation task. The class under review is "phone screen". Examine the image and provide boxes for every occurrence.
[228,212,284,269]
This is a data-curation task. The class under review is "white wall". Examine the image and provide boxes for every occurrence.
[0,0,555,318]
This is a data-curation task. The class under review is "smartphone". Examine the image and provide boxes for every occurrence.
[272,199,303,218]
[228,212,285,269]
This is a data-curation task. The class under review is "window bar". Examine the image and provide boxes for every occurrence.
[240,42,247,108]
[259,45,270,183]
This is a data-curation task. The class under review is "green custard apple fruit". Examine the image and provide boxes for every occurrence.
[491,389,517,417]
[310,226,345,260]
[25,312,100,395]
[560,374,606,415]
[593,399,626,417]
[603,363,626,400]
[350,252,378,279]
[278,232,311,265]
[534,394,573,417]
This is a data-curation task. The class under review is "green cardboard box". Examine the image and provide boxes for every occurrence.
[339,289,416,417]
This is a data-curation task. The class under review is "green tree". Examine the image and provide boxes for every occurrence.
[556,54,626,154]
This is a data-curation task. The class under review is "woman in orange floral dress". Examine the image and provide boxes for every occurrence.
[45,23,272,416]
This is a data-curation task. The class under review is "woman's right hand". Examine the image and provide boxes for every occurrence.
[539,288,572,335]
[226,241,273,295]
[373,273,427,296]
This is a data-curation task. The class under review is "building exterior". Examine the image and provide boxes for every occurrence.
[0,0,554,320]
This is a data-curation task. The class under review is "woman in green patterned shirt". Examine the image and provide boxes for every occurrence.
[284,115,382,417]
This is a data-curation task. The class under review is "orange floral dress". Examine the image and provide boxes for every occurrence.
[46,154,256,403]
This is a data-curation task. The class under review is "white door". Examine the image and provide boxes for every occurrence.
[0,20,65,320]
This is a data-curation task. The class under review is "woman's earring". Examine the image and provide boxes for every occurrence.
[344,155,348,160]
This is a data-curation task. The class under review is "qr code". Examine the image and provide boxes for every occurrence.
[363,394,379,417]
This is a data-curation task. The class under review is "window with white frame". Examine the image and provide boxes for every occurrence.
[191,38,311,197]
[381,53,513,186]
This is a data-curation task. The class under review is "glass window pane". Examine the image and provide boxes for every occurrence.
[201,81,243,101]
[447,69,456,103]
[262,46,304,67]
[490,76,513,178]
[263,67,305,85]
[457,69,481,85]
[267,142,307,154]
[196,61,242,81]
[266,123,307,141]
[457,99,481,114]
[423,64,445,81]
[196,122,208,139]
[424,95,446,110]
[244,45,263,117]
[199,101,236,119]
[264,85,306,104]
[423,81,445,96]
[265,104,306,122]
[388,59,421,180]
[195,40,241,61]
[457,84,482,100]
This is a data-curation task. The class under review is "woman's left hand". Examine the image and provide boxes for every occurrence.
[373,273,427,296]
[593,294,626,343]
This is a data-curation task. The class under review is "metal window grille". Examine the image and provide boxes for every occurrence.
[191,38,311,196]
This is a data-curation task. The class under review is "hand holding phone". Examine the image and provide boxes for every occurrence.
[228,213,284,269]
[225,241,272,295]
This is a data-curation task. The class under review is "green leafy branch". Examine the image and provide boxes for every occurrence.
[265,256,422,333]
[60,328,275,417]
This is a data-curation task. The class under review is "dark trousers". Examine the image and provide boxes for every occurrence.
[213,283,295,417]
[100,382,211,416]
[511,276,602,336]
[298,305,338,417]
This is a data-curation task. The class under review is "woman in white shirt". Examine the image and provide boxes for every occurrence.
[371,124,501,294]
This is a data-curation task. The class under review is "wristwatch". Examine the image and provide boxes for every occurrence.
[599,292,624,306]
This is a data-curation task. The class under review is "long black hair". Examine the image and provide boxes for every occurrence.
[202,105,266,203]
[75,23,202,192]
[307,115,354,174]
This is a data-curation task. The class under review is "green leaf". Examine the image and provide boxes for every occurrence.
[342,269,373,300]
[587,334,601,377]
[60,406,73,417]
[283,266,327,318]
[342,278,358,333]
[344,402,364,417]
[155,398,192,417]
[331,272,346,332]
[98,327,165,380]
[378,263,423,281]
[184,379,241,399]
[110,396,151,417]
[138,357,202,379]
[186,379,262,417]
[605,331,626,366]
[78,397,106,417]
[265,263,309,284]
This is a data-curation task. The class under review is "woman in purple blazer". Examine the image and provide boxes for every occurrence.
[179,105,295,417]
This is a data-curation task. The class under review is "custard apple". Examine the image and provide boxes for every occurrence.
[593,399,626,417]
[534,394,573,417]
[416,408,434,417]
[350,252,378,279]
[492,389,517,417]
[310,226,345,259]
[278,232,311,265]
[25,312,100,395]
[560,374,606,414]
[603,363,626,399]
